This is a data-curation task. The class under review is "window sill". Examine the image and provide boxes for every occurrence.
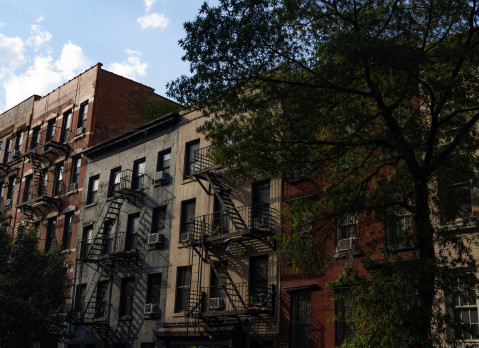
[67,189,78,196]
[72,133,86,142]
[85,202,97,208]
[333,248,363,259]
[119,315,132,321]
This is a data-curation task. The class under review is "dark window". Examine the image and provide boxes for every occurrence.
[125,213,140,251]
[61,109,72,143]
[291,292,312,348]
[386,208,411,248]
[151,206,167,234]
[46,119,55,142]
[175,266,191,312]
[23,175,33,202]
[132,158,145,190]
[31,126,41,149]
[54,162,64,196]
[157,149,171,175]
[252,180,271,226]
[119,277,135,316]
[46,218,56,252]
[38,169,48,196]
[250,256,268,306]
[6,176,15,201]
[454,280,479,340]
[440,182,472,224]
[146,273,162,305]
[70,156,81,187]
[335,289,354,346]
[184,139,199,177]
[87,175,99,204]
[95,281,108,318]
[108,167,121,197]
[78,101,88,131]
[3,138,11,163]
[75,283,87,312]
[102,219,114,254]
[180,199,196,239]
[63,213,74,249]
[210,262,227,306]
[214,194,230,234]
[15,131,24,152]
[81,225,93,260]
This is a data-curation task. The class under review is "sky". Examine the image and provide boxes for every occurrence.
[0,0,215,112]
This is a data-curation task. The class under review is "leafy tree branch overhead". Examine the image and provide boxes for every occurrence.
[168,0,479,346]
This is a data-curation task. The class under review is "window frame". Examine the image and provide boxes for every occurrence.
[23,174,33,202]
[31,126,41,149]
[70,156,81,187]
[78,101,88,132]
[180,199,196,239]
[157,148,171,175]
[15,131,24,152]
[54,162,64,196]
[45,217,57,252]
[335,288,354,346]
[175,266,191,312]
[61,109,72,143]
[6,176,15,201]
[125,213,140,251]
[108,167,121,198]
[291,292,312,348]
[87,175,100,204]
[3,138,11,164]
[453,280,479,340]
[119,277,135,317]
[337,214,358,251]
[151,205,167,235]
[146,273,162,305]
[132,158,146,190]
[184,139,200,178]
[63,212,74,250]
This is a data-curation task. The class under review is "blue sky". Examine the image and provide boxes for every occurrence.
[0,0,213,112]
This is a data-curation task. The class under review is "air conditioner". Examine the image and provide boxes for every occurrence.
[148,233,164,246]
[154,171,169,185]
[5,198,11,206]
[337,238,354,252]
[180,232,191,243]
[76,127,83,136]
[210,297,226,310]
[10,150,21,158]
[144,303,159,315]
[69,183,77,191]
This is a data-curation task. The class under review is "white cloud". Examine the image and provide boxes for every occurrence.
[26,23,52,49]
[107,50,147,80]
[137,13,169,30]
[0,33,25,67]
[3,42,92,109]
[144,0,157,12]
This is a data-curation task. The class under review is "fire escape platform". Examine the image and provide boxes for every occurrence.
[17,196,62,216]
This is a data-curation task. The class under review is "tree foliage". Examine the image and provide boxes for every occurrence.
[0,226,70,348]
[168,0,479,346]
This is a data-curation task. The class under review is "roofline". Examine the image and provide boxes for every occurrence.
[84,113,179,158]
[0,95,41,116]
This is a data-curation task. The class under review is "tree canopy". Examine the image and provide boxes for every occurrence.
[0,226,70,348]
[168,0,479,346]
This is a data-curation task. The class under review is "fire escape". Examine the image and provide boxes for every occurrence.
[70,169,145,345]
[17,126,70,223]
[184,145,278,329]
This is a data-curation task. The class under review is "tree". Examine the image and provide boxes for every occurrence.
[168,0,479,346]
[0,225,70,348]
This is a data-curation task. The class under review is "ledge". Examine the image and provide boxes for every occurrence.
[284,284,319,294]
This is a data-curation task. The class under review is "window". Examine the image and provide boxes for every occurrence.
[38,169,48,196]
[46,119,55,143]
[440,182,472,224]
[146,273,162,305]
[125,213,140,251]
[15,131,24,153]
[453,281,479,340]
[70,156,81,188]
[132,158,145,190]
[210,262,227,307]
[0,182,4,199]
[3,138,11,163]
[157,148,171,176]
[252,180,271,227]
[61,109,72,143]
[23,175,33,202]
[335,288,354,346]
[46,218,56,252]
[54,162,64,196]
[6,176,15,201]
[78,101,88,132]
[291,292,312,348]
[250,256,269,306]
[213,195,230,234]
[75,283,87,312]
[175,266,191,312]
[102,219,114,254]
[386,208,411,248]
[63,213,74,249]
[108,167,121,197]
[81,225,93,260]
[95,281,109,318]
[337,214,358,251]
[184,139,199,177]
[87,175,99,204]
[31,126,41,149]
[180,199,196,240]
[151,206,167,234]
[119,277,135,316]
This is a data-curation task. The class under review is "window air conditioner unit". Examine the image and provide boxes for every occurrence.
[337,238,354,252]
[76,127,83,136]
[154,171,168,185]
[10,150,21,158]
[148,233,164,246]
[143,303,159,315]
[210,297,226,310]
[5,199,11,206]
[69,183,77,191]
[180,232,191,243]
